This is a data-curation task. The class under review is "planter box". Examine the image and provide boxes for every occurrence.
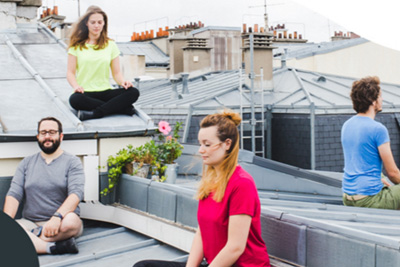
[118,174,151,212]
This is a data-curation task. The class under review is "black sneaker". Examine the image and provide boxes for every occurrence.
[50,237,79,254]
[123,106,136,116]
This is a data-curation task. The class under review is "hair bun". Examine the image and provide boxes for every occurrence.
[222,109,241,126]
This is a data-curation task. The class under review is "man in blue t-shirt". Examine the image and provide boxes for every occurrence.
[341,76,400,209]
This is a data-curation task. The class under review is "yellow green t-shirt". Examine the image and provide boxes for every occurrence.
[68,40,120,92]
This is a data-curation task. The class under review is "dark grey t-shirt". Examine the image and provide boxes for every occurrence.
[7,152,85,221]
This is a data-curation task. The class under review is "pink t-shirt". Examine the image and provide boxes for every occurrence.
[198,165,270,267]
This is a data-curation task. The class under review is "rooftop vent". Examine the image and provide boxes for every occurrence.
[186,38,208,48]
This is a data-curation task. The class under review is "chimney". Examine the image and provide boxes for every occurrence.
[182,37,212,76]
[169,37,188,75]
[181,73,190,94]
[242,31,275,90]
[0,0,42,31]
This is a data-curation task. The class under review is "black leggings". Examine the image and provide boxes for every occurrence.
[69,87,140,118]
[133,260,208,267]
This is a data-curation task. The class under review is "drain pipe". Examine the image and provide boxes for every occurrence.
[181,73,190,94]
[170,78,180,99]
[38,22,68,50]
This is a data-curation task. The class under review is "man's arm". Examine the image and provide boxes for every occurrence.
[379,142,400,184]
[42,193,80,238]
[3,195,20,219]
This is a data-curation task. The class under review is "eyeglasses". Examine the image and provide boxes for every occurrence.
[199,142,222,149]
[38,130,59,136]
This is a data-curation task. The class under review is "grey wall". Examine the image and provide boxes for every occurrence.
[270,113,400,172]
[271,113,311,169]
[315,113,400,172]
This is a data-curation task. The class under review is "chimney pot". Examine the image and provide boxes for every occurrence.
[243,23,247,33]
[254,24,258,33]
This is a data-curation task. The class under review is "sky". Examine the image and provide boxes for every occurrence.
[43,0,399,51]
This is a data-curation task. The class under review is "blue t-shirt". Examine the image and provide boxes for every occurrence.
[341,116,390,195]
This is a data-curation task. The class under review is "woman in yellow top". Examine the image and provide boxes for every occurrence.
[67,6,139,121]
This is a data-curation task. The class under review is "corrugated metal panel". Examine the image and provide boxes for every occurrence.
[117,42,169,66]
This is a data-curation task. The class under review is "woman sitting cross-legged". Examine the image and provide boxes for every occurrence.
[67,6,139,121]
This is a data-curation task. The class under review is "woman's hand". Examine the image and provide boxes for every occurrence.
[74,86,84,93]
[120,80,133,89]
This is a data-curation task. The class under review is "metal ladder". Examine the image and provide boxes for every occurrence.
[239,67,265,157]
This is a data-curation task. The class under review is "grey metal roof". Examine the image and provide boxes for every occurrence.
[136,70,242,113]
[136,68,400,116]
[39,220,188,267]
[273,38,369,60]
[117,42,169,67]
[0,23,155,140]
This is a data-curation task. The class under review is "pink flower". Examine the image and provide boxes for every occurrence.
[158,121,171,135]
[166,136,172,141]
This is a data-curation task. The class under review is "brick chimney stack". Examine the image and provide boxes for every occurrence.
[242,24,275,90]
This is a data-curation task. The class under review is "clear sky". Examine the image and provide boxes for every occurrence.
[45,0,349,43]
[44,0,399,51]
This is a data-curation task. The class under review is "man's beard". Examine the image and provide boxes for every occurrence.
[38,138,61,154]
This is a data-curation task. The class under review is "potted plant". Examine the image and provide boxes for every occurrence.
[101,146,134,196]
[101,143,157,196]
[125,142,156,178]
[156,121,184,183]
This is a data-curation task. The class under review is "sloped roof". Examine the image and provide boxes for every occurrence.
[117,42,169,66]
[136,68,400,116]
[0,23,155,140]
[273,38,369,60]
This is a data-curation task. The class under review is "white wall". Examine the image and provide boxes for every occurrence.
[273,41,400,84]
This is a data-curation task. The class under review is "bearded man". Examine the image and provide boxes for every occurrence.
[3,117,85,254]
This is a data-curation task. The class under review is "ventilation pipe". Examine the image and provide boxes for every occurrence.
[281,48,288,68]
[134,77,140,89]
[181,73,190,94]
[170,78,180,99]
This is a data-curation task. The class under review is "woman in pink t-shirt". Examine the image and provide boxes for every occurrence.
[134,110,270,267]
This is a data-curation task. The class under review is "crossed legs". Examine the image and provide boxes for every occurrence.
[18,212,83,254]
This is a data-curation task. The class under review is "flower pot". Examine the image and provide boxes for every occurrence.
[126,162,150,178]
[164,163,179,184]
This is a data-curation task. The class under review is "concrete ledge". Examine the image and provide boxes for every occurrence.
[80,202,195,253]
[307,228,375,267]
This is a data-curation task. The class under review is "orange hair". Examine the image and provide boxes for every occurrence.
[196,109,242,202]
[68,6,111,50]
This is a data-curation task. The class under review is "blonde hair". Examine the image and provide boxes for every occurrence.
[68,6,111,50]
[196,109,242,202]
